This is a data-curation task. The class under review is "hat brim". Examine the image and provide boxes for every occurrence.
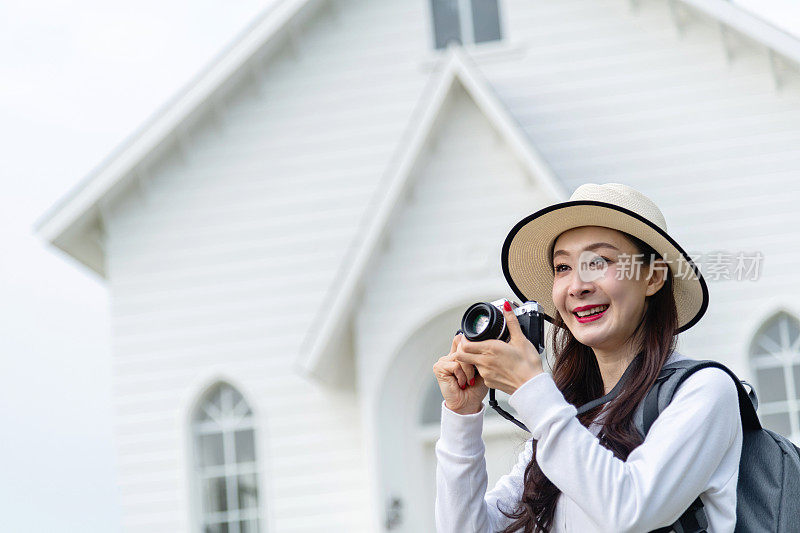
[501,200,709,333]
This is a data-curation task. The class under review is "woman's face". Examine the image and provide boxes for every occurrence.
[551,226,666,355]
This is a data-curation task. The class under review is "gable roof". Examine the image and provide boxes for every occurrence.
[295,47,567,384]
[34,0,800,277]
[33,0,322,275]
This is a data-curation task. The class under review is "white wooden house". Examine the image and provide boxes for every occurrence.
[36,0,800,531]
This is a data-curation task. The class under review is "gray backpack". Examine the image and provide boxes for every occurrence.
[493,357,800,531]
[637,359,800,533]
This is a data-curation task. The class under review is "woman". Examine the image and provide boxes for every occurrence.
[433,183,742,533]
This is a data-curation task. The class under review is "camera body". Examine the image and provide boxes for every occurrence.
[460,299,545,354]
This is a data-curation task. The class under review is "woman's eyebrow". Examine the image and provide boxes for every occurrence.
[552,242,620,260]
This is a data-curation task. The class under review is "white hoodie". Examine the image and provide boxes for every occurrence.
[435,352,742,533]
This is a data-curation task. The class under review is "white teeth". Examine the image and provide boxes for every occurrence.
[576,305,609,317]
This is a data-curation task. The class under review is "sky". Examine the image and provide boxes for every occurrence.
[0,0,798,531]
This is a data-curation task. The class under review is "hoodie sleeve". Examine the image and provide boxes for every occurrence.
[507,368,741,533]
[434,401,533,533]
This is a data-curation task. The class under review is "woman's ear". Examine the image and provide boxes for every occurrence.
[645,259,668,296]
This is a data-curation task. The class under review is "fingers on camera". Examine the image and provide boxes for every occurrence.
[450,332,462,354]
[460,362,476,388]
[451,361,477,390]
[443,332,474,390]
[448,362,465,389]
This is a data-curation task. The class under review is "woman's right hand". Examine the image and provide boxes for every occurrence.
[432,333,489,415]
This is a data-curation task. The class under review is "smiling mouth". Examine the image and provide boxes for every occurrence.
[573,304,609,323]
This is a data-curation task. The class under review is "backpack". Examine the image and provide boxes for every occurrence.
[490,358,800,531]
[635,359,800,533]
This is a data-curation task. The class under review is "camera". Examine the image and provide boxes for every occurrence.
[460,299,545,354]
[458,299,546,433]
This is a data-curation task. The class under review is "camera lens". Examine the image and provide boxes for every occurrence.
[461,302,507,341]
[472,314,490,335]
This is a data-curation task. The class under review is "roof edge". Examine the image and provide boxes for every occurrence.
[680,0,800,66]
[34,0,320,274]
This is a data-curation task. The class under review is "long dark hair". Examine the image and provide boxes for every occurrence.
[497,231,679,533]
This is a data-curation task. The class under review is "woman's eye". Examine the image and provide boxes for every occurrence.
[554,257,612,273]
[588,256,612,268]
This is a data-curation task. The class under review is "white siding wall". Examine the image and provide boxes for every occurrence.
[100,0,800,531]
[104,0,433,531]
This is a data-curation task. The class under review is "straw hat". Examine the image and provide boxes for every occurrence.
[501,183,708,332]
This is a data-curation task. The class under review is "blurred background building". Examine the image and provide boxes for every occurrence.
[35,0,800,531]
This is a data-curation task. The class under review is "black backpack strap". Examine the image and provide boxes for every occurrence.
[576,356,641,415]
[740,379,759,412]
[642,368,678,436]
[673,496,708,532]
[649,359,761,431]
[575,357,709,533]
[648,496,707,532]
[644,359,757,533]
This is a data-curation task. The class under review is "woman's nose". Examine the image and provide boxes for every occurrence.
[567,270,594,297]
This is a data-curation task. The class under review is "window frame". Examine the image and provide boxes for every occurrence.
[429,0,503,50]
[191,382,263,533]
[749,311,800,443]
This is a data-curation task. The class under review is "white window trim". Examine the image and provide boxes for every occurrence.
[192,383,263,533]
[457,0,476,47]
[750,312,800,444]
[423,0,523,69]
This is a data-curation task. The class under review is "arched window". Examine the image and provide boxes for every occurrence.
[192,383,261,533]
[749,311,800,442]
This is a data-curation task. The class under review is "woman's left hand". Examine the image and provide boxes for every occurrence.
[454,301,544,395]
